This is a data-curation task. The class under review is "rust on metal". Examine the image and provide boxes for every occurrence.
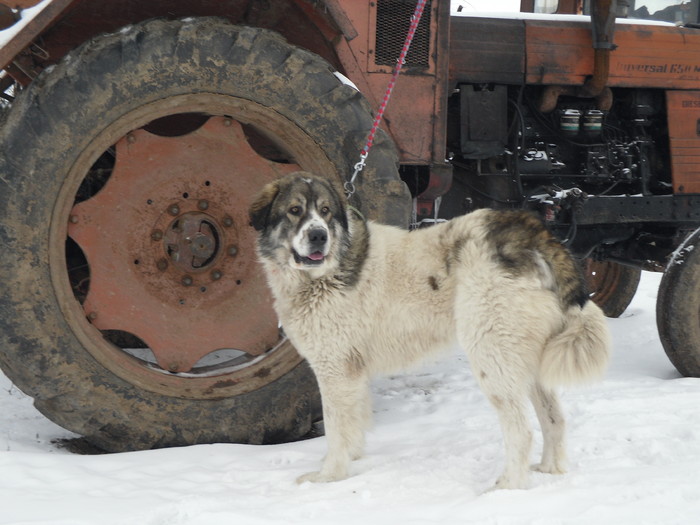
[68,116,300,373]
[337,0,444,165]
[667,90,700,194]
[163,211,220,271]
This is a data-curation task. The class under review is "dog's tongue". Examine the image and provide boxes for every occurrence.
[308,251,324,261]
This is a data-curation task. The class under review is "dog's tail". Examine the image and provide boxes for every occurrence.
[539,300,611,389]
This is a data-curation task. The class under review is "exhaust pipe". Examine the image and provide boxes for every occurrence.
[580,0,618,97]
[539,0,618,112]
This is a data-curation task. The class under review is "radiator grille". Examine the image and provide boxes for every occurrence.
[375,0,431,69]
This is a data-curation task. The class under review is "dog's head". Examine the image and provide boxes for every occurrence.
[249,172,349,274]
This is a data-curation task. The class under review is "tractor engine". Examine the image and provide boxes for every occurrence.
[449,85,671,216]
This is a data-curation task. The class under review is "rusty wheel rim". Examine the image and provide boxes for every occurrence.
[50,94,337,399]
[585,259,623,307]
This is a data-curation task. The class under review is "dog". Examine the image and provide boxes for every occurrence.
[249,172,610,490]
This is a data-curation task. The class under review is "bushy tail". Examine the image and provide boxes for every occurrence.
[539,300,611,389]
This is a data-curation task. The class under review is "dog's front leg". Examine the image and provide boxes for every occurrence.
[297,370,370,484]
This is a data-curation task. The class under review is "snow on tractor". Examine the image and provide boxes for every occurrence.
[1,0,700,451]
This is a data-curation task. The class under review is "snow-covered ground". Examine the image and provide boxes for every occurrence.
[1,271,700,524]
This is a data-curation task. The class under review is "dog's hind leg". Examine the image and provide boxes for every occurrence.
[297,372,370,484]
[482,388,533,490]
[530,383,567,475]
[462,327,538,490]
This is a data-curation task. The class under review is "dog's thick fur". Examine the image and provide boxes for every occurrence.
[249,172,610,490]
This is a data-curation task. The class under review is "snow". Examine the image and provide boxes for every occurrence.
[452,10,676,26]
[1,271,700,524]
[451,0,677,26]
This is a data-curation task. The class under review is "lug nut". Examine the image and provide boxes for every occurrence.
[127,133,136,144]
[151,229,163,241]
[168,204,180,216]
[181,275,193,286]
[69,215,79,224]
[222,215,234,228]
[227,245,238,257]
[197,199,209,211]
[157,258,168,272]
[211,269,222,281]
[223,118,232,127]
[88,311,98,321]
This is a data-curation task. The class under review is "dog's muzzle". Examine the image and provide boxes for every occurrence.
[294,227,328,266]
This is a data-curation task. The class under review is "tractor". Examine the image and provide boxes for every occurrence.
[1,0,699,451]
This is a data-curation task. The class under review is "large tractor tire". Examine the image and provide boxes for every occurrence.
[584,259,641,318]
[657,228,700,377]
[0,18,410,451]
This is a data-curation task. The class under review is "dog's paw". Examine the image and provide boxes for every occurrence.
[296,470,347,484]
[485,474,530,492]
[531,462,566,475]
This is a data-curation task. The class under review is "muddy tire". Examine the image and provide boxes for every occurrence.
[585,259,641,318]
[0,18,410,451]
[657,228,700,377]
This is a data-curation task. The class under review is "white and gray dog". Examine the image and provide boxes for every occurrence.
[250,172,610,490]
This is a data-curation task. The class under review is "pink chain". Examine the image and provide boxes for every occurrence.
[345,0,428,197]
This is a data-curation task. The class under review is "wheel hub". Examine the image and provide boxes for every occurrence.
[67,116,300,373]
[163,212,221,271]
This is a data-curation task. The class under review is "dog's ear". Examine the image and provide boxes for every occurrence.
[249,181,281,232]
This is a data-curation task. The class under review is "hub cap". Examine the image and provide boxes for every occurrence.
[68,116,299,374]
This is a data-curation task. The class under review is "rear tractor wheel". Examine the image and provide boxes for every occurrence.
[0,18,410,451]
[585,259,641,318]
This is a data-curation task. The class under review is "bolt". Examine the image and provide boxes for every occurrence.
[168,204,180,216]
[151,229,163,241]
[157,258,168,272]
[227,245,238,257]
[88,311,97,321]
[222,215,234,228]
[197,199,209,211]
[181,275,193,286]
[223,118,232,127]
[168,363,179,373]
[69,215,79,224]
[211,269,222,281]
[127,133,136,144]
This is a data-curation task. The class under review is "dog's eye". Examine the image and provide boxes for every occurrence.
[320,206,330,215]
[289,206,301,216]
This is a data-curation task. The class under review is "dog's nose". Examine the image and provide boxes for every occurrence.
[308,228,328,247]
